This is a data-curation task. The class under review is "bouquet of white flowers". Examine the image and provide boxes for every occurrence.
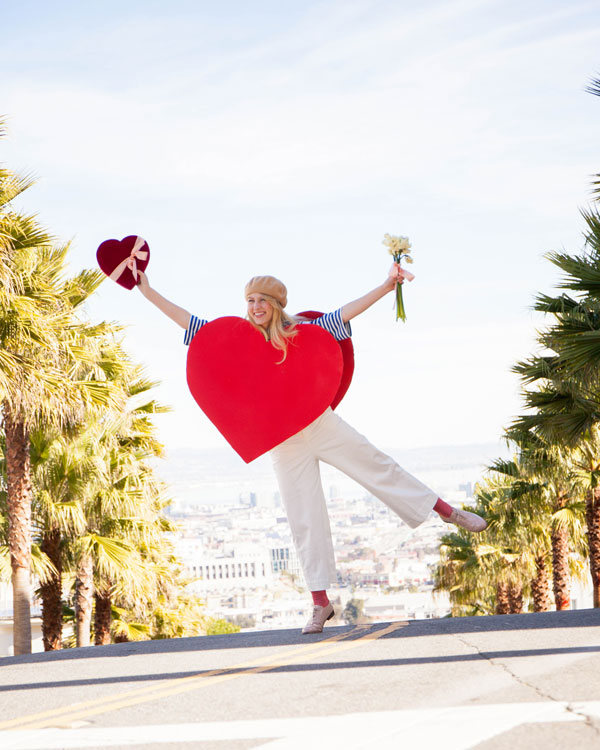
[382,233,414,322]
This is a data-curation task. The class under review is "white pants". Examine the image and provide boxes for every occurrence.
[270,408,438,590]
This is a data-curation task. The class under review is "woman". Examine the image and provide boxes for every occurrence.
[136,263,487,634]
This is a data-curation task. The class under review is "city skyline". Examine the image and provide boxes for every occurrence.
[156,440,506,508]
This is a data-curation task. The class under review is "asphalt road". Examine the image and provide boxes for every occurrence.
[1,609,600,750]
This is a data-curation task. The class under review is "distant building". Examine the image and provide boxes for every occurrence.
[270,545,301,578]
[183,544,272,592]
[0,583,48,656]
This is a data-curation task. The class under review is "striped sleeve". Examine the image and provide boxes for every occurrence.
[183,314,208,345]
[307,308,352,341]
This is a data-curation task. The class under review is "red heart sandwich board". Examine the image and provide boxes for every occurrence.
[186,317,344,463]
[96,235,150,290]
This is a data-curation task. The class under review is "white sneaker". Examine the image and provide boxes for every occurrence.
[302,602,335,634]
[442,507,488,533]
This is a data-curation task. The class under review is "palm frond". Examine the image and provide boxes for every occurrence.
[552,506,585,533]
[111,617,150,642]
[546,322,600,378]
[512,355,561,384]
[548,250,600,295]
[61,269,106,307]
[31,543,59,584]
[533,292,580,315]
[0,171,37,211]
[87,534,142,580]
[488,458,520,478]
[581,207,600,254]
[586,77,600,97]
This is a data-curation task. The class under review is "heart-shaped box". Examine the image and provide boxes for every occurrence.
[96,235,150,290]
[186,317,344,463]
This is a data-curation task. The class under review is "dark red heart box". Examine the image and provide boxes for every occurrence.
[186,317,344,463]
[96,235,150,290]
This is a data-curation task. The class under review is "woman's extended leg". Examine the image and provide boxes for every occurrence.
[308,409,437,526]
[310,409,486,532]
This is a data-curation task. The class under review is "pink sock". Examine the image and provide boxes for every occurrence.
[311,590,329,607]
[434,498,454,518]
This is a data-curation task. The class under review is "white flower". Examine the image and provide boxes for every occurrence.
[383,233,411,256]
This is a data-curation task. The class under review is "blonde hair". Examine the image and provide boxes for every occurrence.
[246,293,301,362]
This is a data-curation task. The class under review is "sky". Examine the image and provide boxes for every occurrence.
[2,0,600,460]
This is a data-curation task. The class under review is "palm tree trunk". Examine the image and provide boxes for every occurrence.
[40,528,62,650]
[551,525,571,610]
[94,587,112,646]
[531,554,552,612]
[585,487,600,607]
[495,581,510,614]
[508,582,523,614]
[75,554,94,647]
[3,404,33,655]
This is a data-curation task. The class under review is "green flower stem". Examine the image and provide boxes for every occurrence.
[395,281,406,322]
[393,251,407,322]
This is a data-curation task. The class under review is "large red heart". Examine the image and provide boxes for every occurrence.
[96,235,150,290]
[186,317,343,463]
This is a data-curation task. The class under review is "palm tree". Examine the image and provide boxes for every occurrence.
[474,479,538,614]
[489,459,554,612]
[512,300,599,607]
[569,438,600,605]
[435,455,582,616]
[437,76,600,616]
[72,362,172,647]
[1,138,117,652]
[435,530,497,616]
[497,77,600,609]
[1,441,59,612]
[434,485,517,616]
[502,424,590,609]
[30,425,92,649]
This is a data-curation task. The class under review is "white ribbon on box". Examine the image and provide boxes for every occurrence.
[109,236,148,283]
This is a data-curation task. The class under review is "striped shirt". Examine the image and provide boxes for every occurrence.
[183,308,352,346]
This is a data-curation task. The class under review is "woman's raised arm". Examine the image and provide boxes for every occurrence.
[340,264,403,323]
[136,271,191,330]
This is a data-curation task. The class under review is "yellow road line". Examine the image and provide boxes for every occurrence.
[0,626,398,729]
[1,626,361,731]
[4,622,404,731]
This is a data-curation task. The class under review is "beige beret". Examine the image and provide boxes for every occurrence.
[244,276,288,308]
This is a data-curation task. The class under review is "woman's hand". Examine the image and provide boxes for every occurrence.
[136,270,151,296]
[387,263,404,289]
